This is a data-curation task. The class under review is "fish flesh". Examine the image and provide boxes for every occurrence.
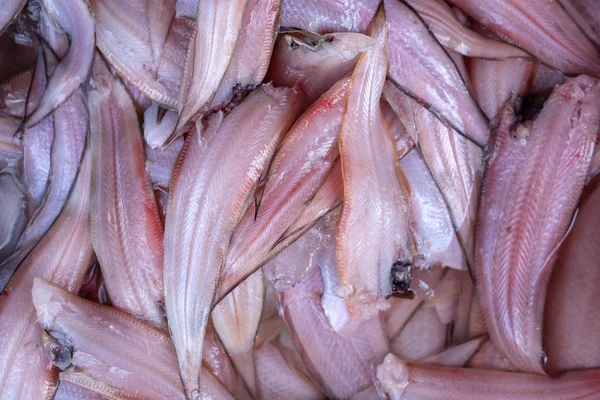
[163,84,301,398]
[384,0,489,147]
[475,76,600,373]
[0,149,92,400]
[280,0,378,33]
[210,0,281,111]
[88,56,165,326]
[447,0,600,77]
[266,30,373,109]
[337,9,414,318]
[377,353,600,400]
[545,176,600,374]
[176,0,248,133]
[32,278,236,400]
[405,0,527,58]
[217,76,349,301]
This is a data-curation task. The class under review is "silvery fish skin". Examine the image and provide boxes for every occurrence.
[176,0,247,133]
[0,150,92,400]
[0,0,26,35]
[163,85,301,399]
[447,0,600,77]
[0,114,21,174]
[31,279,236,400]
[377,354,600,400]
[210,0,281,111]
[26,0,94,127]
[216,76,349,302]
[0,78,87,291]
[336,9,414,318]
[475,76,600,373]
[280,0,379,33]
[266,30,373,109]
[545,177,600,374]
[90,0,178,109]
[384,0,489,147]
[88,57,165,326]
[406,0,527,58]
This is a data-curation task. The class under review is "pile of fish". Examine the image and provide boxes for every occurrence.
[1,0,600,399]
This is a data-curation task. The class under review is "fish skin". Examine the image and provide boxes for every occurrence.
[381,99,414,159]
[377,354,600,400]
[0,114,21,173]
[384,0,489,147]
[54,382,105,400]
[421,336,485,368]
[266,31,373,110]
[163,85,302,399]
[0,0,26,35]
[447,0,600,77]
[26,0,94,127]
[406,0,528,58]
[0,175,26,263]
[280,0,379,33]
[262,207,340,318]
[545,176,600,374]
[280,266,389,399]
[203,324,254,400]
[90,0,179,110]
[0,69,31,119]
[469,57,535,120]
[212,269,264,397]
[39,8,69,59]
[475,76,600,373]
[0,84,87,291]
[22,116,53,218]
[210,0,281,111]
[467,339,518,371]
[384,83,482,266]
[176,0,248,134]
[31,279,236,400]
[143,104,180,150]
[391,304,446,362]
[0,150,92,400]
[337,9,414,319]
[145,135,184,192]
[88,57,165,326]
[176,0,198,18]
[217,77,349,302]
[400,150,467,271]
[255,338,323,399]
[559,0,600,48]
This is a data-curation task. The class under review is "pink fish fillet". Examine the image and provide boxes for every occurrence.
[545,176,600,373]
[163,84,301,399]
[337,8,414,319]
[88,56,165,326]
[217,76,349,302]
[32,279,236,400]
[0,150,93,399]
[406,0,527,58]
[475,76,600,373]
[447,0,600,77]
[384,0,489,147]
[280,0,379,33]
[377,354,600,400]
